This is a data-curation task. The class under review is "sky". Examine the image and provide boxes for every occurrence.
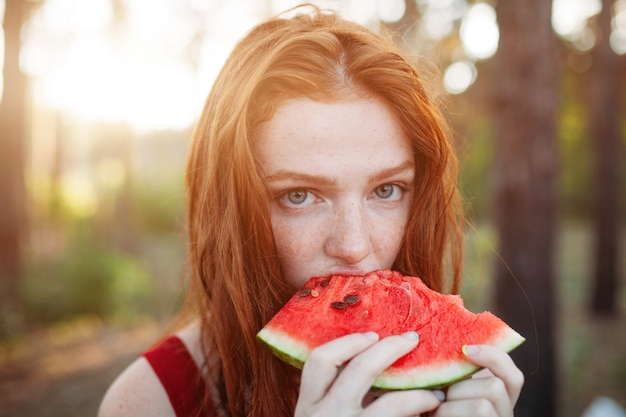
[1,0,625,133]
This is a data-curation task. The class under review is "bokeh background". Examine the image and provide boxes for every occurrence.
[0,0,625,416]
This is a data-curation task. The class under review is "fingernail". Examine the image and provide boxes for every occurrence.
[363,332,379,341]
[433,389,446,401]
[401,331,419,341]
[462,345,479,356]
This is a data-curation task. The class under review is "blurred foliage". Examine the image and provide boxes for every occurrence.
[133,179,185,234]
[22,228,155,326]
[18,146,188,335]
[457,113,494,221]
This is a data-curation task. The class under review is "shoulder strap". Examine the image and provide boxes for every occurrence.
[143,336,215,417]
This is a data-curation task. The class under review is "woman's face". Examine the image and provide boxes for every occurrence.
[255,97,415,288]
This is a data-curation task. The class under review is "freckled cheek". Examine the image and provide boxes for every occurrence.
[272,221,302,257]
[370,212,409,264]
[270,216,326,273]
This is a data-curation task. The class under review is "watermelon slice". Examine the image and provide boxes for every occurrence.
[257,269,525,390]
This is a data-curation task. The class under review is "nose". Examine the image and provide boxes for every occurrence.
[324,201,371,265]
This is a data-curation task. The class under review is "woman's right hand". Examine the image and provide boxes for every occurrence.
[294,332,444,417]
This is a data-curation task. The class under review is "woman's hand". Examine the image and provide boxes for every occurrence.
[432,345,524,417]
[295,332,444,417]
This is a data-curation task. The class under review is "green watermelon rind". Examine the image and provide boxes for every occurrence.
[257,327,309,369]
[257,324,525,390]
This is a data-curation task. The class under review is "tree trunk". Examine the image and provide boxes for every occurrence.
[491,0,558,416]
[0,0,27,338]
[590,0,623,317]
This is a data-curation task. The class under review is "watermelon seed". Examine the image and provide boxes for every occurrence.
[320,279,330,287]
[331,301,347,310]
[300,288,312,297]
[344,294,359,305]
[311,290,319,297]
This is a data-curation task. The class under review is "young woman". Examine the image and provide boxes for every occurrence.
[99,5,524,417]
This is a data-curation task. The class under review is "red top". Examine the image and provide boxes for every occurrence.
[143,336,216,417]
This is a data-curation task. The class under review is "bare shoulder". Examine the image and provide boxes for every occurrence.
[98,356,175,417]
[177,322,226,415]
[98,323,205,417]
[175,321,204,368]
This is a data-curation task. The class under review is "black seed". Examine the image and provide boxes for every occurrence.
[320,279,330,287]
[344,294,359,305]
[300,287,312,297]
[331,301,347,310]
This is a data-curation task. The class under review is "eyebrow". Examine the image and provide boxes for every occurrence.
[264,160,415,185]
[369,160,415,183]
[264,171,337,186]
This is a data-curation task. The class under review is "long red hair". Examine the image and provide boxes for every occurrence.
[182,5,463,417]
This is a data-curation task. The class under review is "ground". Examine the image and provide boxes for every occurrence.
[0,319,163,417]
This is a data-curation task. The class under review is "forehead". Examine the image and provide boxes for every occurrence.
[253,97,412,178]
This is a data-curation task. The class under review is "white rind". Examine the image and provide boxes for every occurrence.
[257,327,310,367]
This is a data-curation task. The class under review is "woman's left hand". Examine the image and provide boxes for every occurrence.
[432,345,524,417]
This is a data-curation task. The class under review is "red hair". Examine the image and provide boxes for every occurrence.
[182,6,463,416]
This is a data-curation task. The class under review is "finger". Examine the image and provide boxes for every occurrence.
[434,398,498,417]
[328,332,420,405]
[445,376,510,417]
[360,389,443,417]
[472,368,494,379]
[297,332,380,408]
[462,345,524,403]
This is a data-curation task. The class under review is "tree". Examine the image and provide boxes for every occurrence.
[490,0,559,416]
[589,0,623,317]
[0,0,27,339]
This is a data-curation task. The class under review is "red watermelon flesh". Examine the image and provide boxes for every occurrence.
[256,269,525,390]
